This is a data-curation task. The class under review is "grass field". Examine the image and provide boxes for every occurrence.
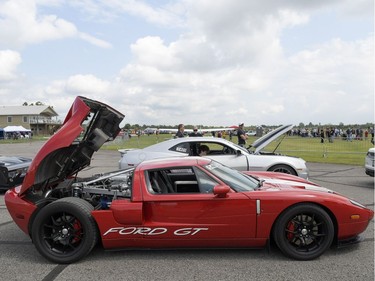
[1,134,372,166]
[104,134,374,166]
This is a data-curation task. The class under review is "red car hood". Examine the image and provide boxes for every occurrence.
[20,96,125,195]
[246,171,334,193]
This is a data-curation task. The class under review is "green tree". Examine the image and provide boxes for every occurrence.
[123,123,131,130]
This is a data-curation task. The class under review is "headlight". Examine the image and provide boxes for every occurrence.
[350,199,366,209]
[8,167,28,179]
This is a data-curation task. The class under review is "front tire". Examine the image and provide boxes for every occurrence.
[268,164,296,176]
[31,197,98,264]
[273,204,334,260]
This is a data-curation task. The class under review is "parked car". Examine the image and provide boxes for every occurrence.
[365,148,374,177]
[5,96,373,264]
[119,124,309,179]
[246,130,256,136]
[0,156,31,191]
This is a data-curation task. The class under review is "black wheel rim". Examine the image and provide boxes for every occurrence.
[41,212,84,255]
[273,167,292,174]
[284,213,328,253]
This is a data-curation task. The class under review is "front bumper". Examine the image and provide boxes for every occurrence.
[365,168,374,177]
[297,170,309,180]
[337,235,364,248]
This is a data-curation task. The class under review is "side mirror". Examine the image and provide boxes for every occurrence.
[236,150,242,156]
[213,184,230,198]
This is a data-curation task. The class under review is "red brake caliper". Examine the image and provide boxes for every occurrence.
[286,221,295,240]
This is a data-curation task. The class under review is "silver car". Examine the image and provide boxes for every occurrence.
[365,148,374,177]
[119,124,309,179]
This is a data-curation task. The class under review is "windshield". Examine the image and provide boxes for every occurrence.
[204,161,259,192]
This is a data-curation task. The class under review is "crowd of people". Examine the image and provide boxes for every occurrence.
[174,123,374,146]
[174,122,249,147]
[288,126,374,144]
[3,131,32,140]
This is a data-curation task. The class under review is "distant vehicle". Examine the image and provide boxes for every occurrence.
[160,126,236,135]
[365,148,374,177]
[144,127,157,135]
[119,124,309,179]
[246,130,256,136]
[0,156,31,190]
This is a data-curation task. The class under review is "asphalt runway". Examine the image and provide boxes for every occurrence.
[0,141,374,281]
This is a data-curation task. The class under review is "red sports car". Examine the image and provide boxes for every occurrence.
[5,96,374,264]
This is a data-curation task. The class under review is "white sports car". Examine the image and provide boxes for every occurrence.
[119,124,309,179]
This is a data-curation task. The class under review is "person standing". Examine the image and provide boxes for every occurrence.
[175,124,185,138]
[189,126,202,137]
[237,122,248,147]
[320,129,325,143]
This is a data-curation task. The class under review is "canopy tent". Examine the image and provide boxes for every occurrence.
[3,126,31,132]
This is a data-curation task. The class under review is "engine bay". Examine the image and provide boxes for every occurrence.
[28,168,134,210]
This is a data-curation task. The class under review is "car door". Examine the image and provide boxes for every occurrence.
[141,166,257,247]
[202,142,250,170]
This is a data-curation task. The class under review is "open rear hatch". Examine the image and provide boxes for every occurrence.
[19,96,125,195]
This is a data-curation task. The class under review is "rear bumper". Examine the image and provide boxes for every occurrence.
[4,187,36,235]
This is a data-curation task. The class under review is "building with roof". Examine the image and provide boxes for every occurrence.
[0,105,61,136]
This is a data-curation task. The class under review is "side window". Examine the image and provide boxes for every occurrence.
[147,167,211,194]
[194,167,218,193]
[203,143,235,155]
[222,144,235,155]
[169,143,190,155]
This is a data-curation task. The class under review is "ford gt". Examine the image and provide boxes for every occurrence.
[5,96,373,264]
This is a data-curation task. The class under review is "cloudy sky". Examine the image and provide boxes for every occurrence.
[0,0,373,127]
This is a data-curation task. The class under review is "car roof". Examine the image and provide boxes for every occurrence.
[142,137,237,151]
[137,156,212,170]
[142,125,293,154]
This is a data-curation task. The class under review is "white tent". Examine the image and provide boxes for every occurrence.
[3,125,31,132]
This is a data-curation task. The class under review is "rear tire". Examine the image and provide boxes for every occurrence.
[31,197,98,264]
[273,204,334,260]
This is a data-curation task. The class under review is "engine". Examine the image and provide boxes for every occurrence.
[44,169,134,210]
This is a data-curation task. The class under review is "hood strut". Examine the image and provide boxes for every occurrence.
[272,134,287,153]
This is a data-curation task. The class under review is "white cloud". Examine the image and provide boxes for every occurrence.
[0,0,111,49]
[0,50,22,81]
[130,37,179,69]
[78,32,112,49]
[112,0,373,125]
[0,0,372,126]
